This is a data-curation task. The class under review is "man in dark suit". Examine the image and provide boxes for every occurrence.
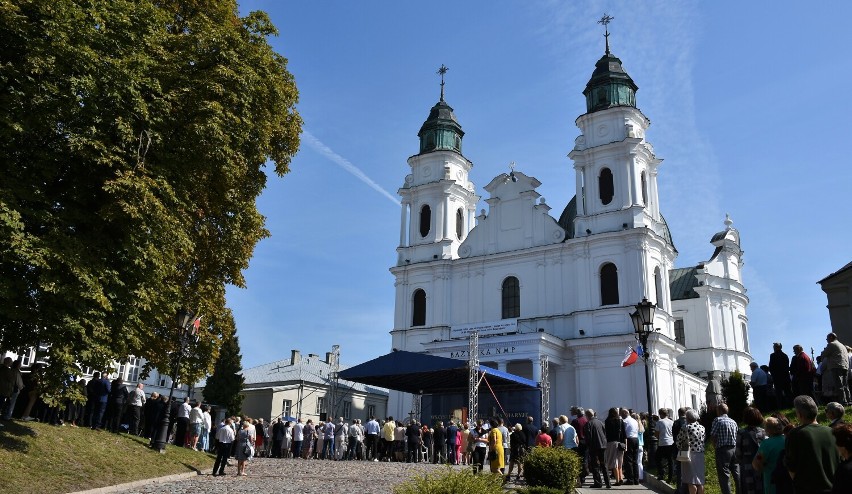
[432,421,445,464]
[769,343,793,408]
[272,418,285,457]
[584,409,610,489]
[91,371,111,430]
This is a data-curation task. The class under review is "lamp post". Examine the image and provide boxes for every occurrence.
[151,308,198,452]
[630,298,659,417]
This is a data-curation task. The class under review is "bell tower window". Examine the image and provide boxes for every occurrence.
[641,171,648,205]
[419,205,431,238]
[600,262,619,305]
[456,208,464,240]
[599,168,614,205]
[501,276,520,319]
[412,289,426,327]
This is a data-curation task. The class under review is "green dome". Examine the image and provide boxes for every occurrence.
[417,99,464,155]
[583,52,638,113]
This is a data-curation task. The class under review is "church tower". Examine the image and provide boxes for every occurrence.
[568,30,666,240]
[396,66,480,265]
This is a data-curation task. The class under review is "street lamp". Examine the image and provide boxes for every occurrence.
[151,308,198,452]
[631,298,660,417]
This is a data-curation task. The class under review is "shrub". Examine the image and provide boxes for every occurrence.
[515,487,566,494]
[522,447,581,492]
[721,370,749,422]
[392,466,504,494]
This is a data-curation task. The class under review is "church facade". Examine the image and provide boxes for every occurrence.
[386,43,752,421]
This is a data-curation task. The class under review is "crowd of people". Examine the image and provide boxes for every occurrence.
[736,334,852,415]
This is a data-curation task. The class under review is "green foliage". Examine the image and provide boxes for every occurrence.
[0,0,301,400]
[393,466,504,494]
[721,370,749,422]
[202,330,244,416]
[515,487,566,494]
[522,447,581,492]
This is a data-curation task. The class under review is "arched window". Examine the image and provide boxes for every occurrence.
[600,263,619,305]
[641,171,648,205]
[419,205,431,238]
[599,167,614,205]
[456,208,464,240]
[654,267,664,310]
[501,276,520,319]
[412,289,426,327]
[741,323,749,353]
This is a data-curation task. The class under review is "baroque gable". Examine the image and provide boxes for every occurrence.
[458,171,565,258]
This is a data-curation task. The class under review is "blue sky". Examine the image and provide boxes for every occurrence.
[227,1,852,371]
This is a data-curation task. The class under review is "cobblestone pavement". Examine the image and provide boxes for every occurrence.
[115,458,468,494]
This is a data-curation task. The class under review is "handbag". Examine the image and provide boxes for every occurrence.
[676,449,691,462]
[487,450,497,461]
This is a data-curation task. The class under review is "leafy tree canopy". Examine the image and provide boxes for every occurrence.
[0,0,301,400]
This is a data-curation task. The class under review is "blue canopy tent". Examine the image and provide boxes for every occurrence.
[338,350,537,394]
[339,351,539,425]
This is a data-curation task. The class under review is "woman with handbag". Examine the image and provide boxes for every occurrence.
[604,407,627,486]
[675,409,706,494]
[488,418,505,474]
[234,420,254,476]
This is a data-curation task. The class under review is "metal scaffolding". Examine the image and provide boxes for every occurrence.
[410,393,422,423]
[539,355,550,425]
[468,331,479,426]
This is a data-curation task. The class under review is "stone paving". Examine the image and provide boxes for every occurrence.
[113,458,666,494]
[115,458,468,494]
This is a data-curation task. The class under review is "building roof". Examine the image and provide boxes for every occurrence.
[669,267,701,301]
[199,355,388,396]
[557,195,577,240]
[819,260,852,284]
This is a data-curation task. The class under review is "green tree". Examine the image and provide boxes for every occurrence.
[721,370,749,422]
[202,331,244,416]
[0,0,301,399]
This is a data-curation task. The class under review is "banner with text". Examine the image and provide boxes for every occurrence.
[450,319,518,339]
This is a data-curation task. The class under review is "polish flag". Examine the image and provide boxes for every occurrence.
[621,347,638,367]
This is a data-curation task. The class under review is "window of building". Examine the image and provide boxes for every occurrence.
[691,394,698,410]
[641,171,648,205]
[501,276,520,319]
[316,396,326,416]
[343,401,352,419]
[21,348,34,367]
[674,319,685,346]
[654,267,664,311]
[159,375,168,388]
[741,323,749,353]
[367,404,375,419]
[600,263,619,305]
[599,167,614,205]
[456,208,464,240]
[282,399,292,418]
[126,357,141,382]
[412,289,426,327]
[419,205,431,238]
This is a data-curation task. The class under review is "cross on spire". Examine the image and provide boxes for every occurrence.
[437,64,449,101]
[598,14,614,55]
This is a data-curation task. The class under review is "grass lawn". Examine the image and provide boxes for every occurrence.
[0,419,215,494]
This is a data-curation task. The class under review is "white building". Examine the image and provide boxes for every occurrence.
[387,43,752,420]
[195,349,389,423]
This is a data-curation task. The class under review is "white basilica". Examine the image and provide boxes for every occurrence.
[386,42,753,420]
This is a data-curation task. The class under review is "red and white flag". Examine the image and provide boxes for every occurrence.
[621,346,638,367]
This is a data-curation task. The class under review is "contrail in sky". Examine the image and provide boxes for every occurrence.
[302,130,400,206]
